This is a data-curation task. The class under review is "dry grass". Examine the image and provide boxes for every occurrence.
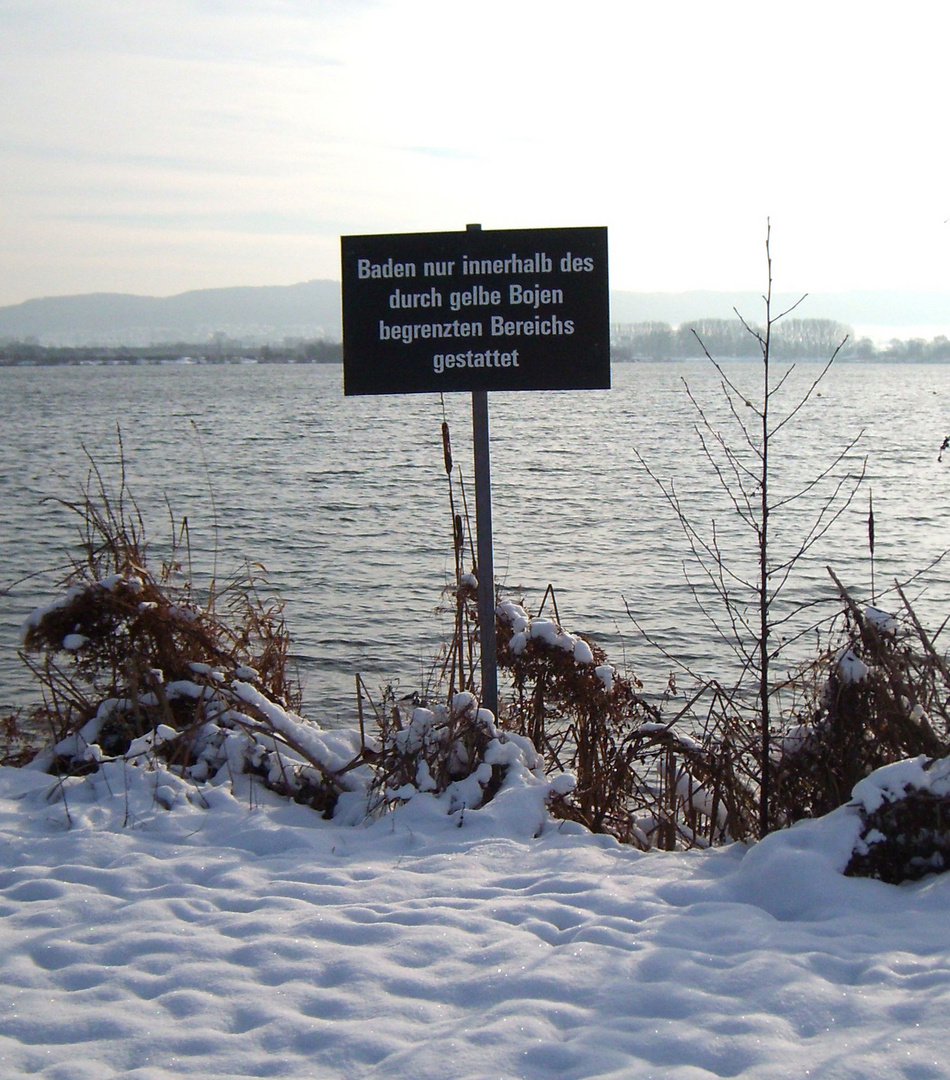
[487,573,950,851]
[12,441,531,821]
[428,413,950,852]
[358,680,505,814]
[24,447,294,714]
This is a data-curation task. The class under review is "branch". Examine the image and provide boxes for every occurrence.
[895,582,950,686]
[733,307,767,350]
[689,332,764,420]
[769,434,865,512]
[768,456,867,580]
[770,337,848,439]
[770,293,809,322]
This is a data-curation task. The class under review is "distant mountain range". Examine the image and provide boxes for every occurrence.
[0,281,342,346]
[3,280,950,346]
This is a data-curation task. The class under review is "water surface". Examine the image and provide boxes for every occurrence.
[2,361,947,723]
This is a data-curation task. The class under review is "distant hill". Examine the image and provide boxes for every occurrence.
[3,281,950,346]
[0,280,343,346]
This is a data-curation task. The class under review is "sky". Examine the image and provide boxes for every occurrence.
[3,0,950,306]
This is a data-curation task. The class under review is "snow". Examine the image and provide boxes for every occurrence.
[529,618,561,646]
[852,755,950,814]
[865,606,899,634]
[572,638,594,665]
[1,752,949,1079]
[19,585,86,638]
[836,646,870,684]
[497,600,530,635]
[594,664,614,692]
[509,630,528,655]
[497,603,597,667]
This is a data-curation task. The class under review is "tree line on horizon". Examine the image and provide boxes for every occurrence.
[0,337,344,367]
[611,317,950,362]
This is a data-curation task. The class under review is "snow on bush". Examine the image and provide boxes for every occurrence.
[845,755,950,884]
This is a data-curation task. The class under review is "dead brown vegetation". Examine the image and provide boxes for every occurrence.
[14,447,364,814]
[770,573,950,828]
[492,597,756,848]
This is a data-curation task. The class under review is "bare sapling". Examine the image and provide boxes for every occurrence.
[633,222,866,836]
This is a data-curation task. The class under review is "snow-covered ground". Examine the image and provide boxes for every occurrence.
[0,752,948,1080]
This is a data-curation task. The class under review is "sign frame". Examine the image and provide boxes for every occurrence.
[341,225,609,396]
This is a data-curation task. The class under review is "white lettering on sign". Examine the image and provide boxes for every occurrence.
[558,252,594,272]
[388,287,442,309]
[448,285,502,312]
[460,252,553,275]
[358,258,417,279]
[508,285,564,309]
[379,319,483,343]
[432,349,520,374]
[489,315,575,337]
[423,260,456,276]
[341,226,609,394]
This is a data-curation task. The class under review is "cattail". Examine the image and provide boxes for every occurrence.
[868,489,876,604]
[868,489,875,557]
[441,421,453,476]
[454,514,464,555]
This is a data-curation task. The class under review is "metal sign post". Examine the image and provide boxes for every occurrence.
[471,386,497,717]
[466,225,497,716]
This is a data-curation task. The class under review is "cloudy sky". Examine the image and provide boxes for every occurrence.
[3,0,949,306]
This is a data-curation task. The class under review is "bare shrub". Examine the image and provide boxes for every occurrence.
[15,443,538,822]
[846,768,950,884]
[770,576,950,829]
[631,225,865,837]
[13,423,950,857]
[0,711,37,767]
[495,598,757,848]
[361,683,515,815]
[19,445,299,737]
[16,447,365,814]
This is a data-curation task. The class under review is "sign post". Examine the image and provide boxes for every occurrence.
[471,385,497,716]
[465,224,498,716]
[341,224,609,717]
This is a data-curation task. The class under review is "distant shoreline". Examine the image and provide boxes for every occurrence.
[4,355,950,369]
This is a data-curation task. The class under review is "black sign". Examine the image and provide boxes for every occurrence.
[341,226,609,395]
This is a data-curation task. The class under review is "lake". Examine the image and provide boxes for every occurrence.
[2,361,948,724]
